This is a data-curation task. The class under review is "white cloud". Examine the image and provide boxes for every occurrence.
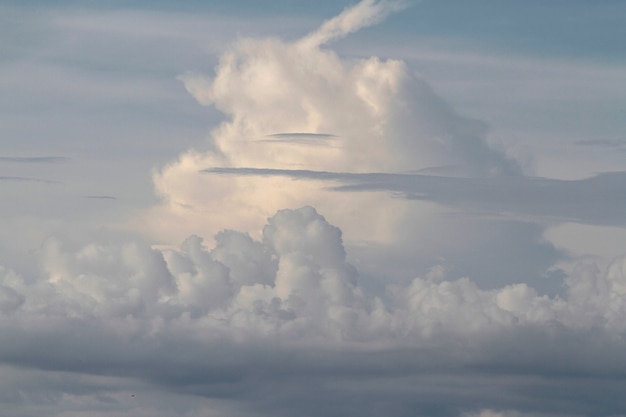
[2,205,626,340]
[298,0,407,48]
[148,0,518,245]
[4,1,626,415]
[2,206,626,415]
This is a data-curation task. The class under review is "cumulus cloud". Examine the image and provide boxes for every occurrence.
[0,206,608,340]
[2,207,626,416]
[147,0,519,245]
[6,1,626,416]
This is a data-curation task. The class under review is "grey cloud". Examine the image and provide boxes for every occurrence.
[6,331,626,417]
[574,139,625,148]
[4,0,626,415]
[84,195,117,200]
[2,207,626,416]
[0,156,70,164]
[201,166,355,181]
[266,133,337,139]
[222,360,626,417]
[0,175,57,184]
[336,170,626,227]
[202,167,626,227]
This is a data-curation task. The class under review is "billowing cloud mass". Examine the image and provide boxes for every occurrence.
[146,0,519,245]
[5,207,626,340]
[3,1,626,416]
[2,206,626,416]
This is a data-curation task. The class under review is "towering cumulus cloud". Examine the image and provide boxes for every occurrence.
[147,0,519,244]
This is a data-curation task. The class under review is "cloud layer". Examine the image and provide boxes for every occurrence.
[4,1,626,416]
[2,206,626,416]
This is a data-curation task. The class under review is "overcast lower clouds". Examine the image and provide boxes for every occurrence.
[2,1,626,416]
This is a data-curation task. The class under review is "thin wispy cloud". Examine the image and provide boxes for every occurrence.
[83,195,117,200]
[267,133,336,138]
[298,0,407,48]
[202,167,626,226]
[575,139,626,147]
[0,175,57,183]
[0,156,70,164]
[258,133,339,146]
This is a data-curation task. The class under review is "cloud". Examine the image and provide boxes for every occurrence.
[259,133,338,146]
[0,176,57,184]
[149,0,519,246]
[5,1,626,416]
[0,156,70,164]
[2,206,626,416]
[266,133,336,138]
[574,139,626,148]
[201,167,626,227]
[84,195,117,200]
[298,0,408,48]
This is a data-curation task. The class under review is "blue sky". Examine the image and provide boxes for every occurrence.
[2,1,626,416]
[11,0,625,61]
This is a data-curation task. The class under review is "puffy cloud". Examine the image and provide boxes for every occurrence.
[39,236,177,319]
[146,0,519,245]
[5,1,626,416]
[0,206,594,343]
[0,205,624,346]
[0,267,25,314]
[2,206,626,416]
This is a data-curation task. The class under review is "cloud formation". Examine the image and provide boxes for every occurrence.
[4,1,626,416]
[0,156,70,164]
[202,167,626,227]
[0,176,57,184]
[2,206,626,416]
[298,0,407,48]
[148,0,519,245]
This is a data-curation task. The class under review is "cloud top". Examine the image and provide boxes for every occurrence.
[4,207,626,341]
[156,0,518,244]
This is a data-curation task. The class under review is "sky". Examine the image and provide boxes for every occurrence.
[2,0,626,416]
